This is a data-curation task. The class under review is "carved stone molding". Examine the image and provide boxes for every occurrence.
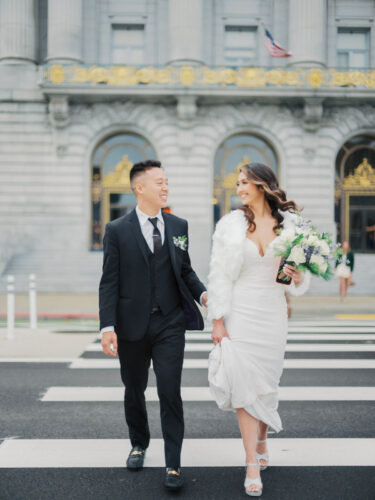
[48,96,69,155]
[302,97,323,132]
[177,128,194,155]
[303,132,317,159]
[326,105,375,129]
[177,95,197,125]
[49,96,69,129]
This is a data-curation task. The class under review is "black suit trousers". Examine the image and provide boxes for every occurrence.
[117,306,186,468]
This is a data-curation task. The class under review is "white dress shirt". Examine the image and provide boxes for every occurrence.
[100,206,206,336]
[135,205,165,252]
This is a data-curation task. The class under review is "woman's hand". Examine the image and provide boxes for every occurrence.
[211,318,229,345]
[283,264,303,286]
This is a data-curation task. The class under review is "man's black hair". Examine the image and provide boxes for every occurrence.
[129,159,162,185]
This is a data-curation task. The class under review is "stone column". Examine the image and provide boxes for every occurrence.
[0,0,36,64]
[168,0,203,64]
[288,0,327,67]
[47,0,83,64]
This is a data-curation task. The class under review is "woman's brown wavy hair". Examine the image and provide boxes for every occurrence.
[238,163,299,233]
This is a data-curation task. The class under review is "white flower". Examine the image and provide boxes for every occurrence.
[310,254,328,273]
[289,245,306,265]
[279,228,296,243]
[318,240,331,256]
[306,234,320,247]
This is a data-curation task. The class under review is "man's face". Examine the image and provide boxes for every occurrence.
[136,168,169,209]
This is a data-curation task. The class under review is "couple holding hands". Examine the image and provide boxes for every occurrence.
[99,159,309,496]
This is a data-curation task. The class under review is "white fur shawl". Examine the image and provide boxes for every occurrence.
[207,210,311,321]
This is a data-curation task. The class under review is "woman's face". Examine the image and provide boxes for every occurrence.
[236,171,262,206]
[342,241,349,252]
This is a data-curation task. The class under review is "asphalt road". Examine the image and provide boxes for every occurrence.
[1,322,375,500]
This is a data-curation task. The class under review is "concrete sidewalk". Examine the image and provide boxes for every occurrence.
[0,327,98,359]
[288,295,375,319]
[1,293,374,319]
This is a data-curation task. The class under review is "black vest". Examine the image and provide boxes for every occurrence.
[148,240,181,314]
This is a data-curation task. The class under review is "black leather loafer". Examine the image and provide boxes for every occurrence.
[126,446,146,471]
[164,468,183,490]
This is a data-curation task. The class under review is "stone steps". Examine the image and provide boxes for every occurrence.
[1,251,102,293]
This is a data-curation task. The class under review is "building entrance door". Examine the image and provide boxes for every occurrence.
[335,136,375,253]
[349,196,375,251]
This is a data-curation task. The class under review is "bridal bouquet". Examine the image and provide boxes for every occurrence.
[273,214,337,283]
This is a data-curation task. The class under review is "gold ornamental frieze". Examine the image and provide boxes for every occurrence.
[343,158,375,189]
[43,64,375,89]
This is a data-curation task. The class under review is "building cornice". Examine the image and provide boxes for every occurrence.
[39,64,375,101]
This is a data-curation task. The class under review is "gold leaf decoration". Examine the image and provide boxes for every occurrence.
[343,158,375,189]
[103,156,133,188]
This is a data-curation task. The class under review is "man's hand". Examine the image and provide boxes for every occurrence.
[101,331,118,357]
[201,292,208,308]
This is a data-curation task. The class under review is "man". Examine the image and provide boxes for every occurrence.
[99,159,207,490]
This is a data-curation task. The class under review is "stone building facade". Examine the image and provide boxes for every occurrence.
[1,0,375,294]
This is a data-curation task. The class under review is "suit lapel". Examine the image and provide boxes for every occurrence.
[163,212,179,278]
[129,209,150,265]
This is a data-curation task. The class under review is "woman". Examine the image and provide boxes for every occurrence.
[335,241,354,300]
[207,163,310,496]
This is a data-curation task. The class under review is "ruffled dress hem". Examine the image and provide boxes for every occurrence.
[208,339,283,433]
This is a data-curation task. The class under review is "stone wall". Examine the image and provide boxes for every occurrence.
[1,96,375,293]
[1,0,375,294]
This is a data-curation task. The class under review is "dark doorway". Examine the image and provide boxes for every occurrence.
[349,195,375,252]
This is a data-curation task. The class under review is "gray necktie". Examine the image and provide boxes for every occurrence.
[149,217,162,254]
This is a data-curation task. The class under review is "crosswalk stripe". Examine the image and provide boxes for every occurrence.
[96,328,375,344]
[286,334,375,341]
[288,320,375,327]
[41,386,375,402]
[186,333,375,341]
[69,358,375,369]
[1,438,374,467]
[85,342,375,353]
[201,326,375,333]
[0,358,75,363]
[285,344,375,351]
[286,326,375,333]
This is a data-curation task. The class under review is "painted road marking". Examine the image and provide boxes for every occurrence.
[1,439,374,468]
[85,342,375,353]
[69,358,375,369]
[41,386,375,402]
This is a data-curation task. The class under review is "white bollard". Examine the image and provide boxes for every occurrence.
[29,274,37,330]
[7,275,15,340]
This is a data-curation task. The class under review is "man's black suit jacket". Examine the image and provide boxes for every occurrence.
[99,209,206,341]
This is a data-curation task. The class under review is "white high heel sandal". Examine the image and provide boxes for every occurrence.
[256,439,269,471]
[244,462,263,497]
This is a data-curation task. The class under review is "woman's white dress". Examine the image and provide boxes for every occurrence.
[207,210,310,433]
[335,255,351,279]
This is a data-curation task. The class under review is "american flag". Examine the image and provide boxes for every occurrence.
[264,29,292,58]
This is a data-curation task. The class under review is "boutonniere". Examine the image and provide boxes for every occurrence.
[173,235,188,251]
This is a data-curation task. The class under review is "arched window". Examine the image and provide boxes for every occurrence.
[91,132,156,250]
[335,135,375,252]
[213,133,278,223]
